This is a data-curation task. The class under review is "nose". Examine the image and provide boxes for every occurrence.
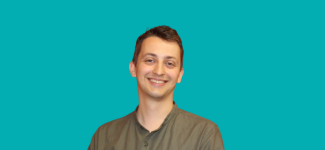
[152,61,165,75]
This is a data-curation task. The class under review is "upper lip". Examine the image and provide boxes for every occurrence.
[148,78,168,82]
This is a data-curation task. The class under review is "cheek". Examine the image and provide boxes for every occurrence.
[136,65,153,76]
[166,71,179,81]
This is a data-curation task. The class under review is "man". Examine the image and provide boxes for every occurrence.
[88,26,224,150]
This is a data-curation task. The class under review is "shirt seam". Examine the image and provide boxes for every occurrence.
[178,110,215,125]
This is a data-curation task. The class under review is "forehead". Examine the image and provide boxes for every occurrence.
[139,36,181,60]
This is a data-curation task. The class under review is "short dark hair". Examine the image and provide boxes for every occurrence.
[132,25,184,70]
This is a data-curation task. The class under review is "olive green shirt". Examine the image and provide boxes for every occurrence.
[88,102,224,150]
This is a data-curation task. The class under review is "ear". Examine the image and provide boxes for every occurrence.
[129,61,136,77]
[177,68,184,83]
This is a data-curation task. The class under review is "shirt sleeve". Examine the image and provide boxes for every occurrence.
[200,125,225,150]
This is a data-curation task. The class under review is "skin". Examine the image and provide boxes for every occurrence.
[129,36,184,132]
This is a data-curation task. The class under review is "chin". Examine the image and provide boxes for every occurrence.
[148,92,165,99]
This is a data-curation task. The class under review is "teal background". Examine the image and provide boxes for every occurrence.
[0,0,324,149]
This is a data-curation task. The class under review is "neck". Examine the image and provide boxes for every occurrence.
[136,93,174,132]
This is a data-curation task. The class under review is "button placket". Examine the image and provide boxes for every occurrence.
[143,132,153,148]
[144,142,148,147]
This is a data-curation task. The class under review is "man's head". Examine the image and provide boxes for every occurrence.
[129,26,184,99]
[132,26,184,70]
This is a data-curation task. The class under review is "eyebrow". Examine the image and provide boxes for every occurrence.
[143,53,177,60]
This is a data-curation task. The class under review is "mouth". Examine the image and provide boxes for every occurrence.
[147,78,168,84]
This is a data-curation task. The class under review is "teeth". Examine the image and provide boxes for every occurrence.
[150,79,165,83]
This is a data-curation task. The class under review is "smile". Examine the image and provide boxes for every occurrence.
[147,78,168,84]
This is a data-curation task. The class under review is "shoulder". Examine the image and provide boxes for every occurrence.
[88,112,136,149]
[173,109,223,149]
[177,109,218,127]
[95,112,134,134]
[176,109,221,137]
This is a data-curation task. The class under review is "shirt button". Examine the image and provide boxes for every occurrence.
[144,143,148,147]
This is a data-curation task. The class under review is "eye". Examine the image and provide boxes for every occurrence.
[146,59,154,62]
[167,62,174,66]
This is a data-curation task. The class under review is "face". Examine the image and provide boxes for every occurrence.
[129,36,184,99]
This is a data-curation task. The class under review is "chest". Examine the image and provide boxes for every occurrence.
[99,127,203,150]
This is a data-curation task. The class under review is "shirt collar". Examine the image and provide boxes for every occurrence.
[133,101,179,131]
